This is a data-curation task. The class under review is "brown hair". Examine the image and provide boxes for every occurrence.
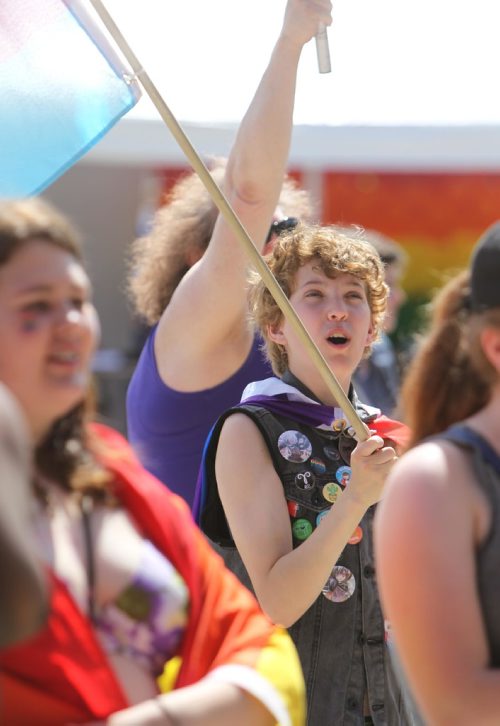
[127,158,313,325]
[248,223,387,376]
[400,270,500,447]
[0,198,112,499]
[0,197,83,265]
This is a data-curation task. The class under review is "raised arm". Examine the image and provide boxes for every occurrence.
[215,413,394,627]
[156,1,332,390]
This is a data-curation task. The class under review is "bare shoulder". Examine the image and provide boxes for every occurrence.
[377,438,481,545]
[217,411,268,457]
[386,439,472,496]
[215,411,288,554]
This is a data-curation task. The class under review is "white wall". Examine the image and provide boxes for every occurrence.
[42,161,155,433]
[42,161,149,351]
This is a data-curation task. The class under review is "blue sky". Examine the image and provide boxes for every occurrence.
[103,0,500,126]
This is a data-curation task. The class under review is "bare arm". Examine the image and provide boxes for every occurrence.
[215,414,395,627]
[105,680,275,726]
[156,1,333,391]
[375,442,500,726]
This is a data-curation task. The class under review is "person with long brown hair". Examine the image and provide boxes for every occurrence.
[126,0,330,507]
[0,197,305,726]
[375,222,500,725]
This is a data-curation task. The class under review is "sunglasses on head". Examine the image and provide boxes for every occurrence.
[266,216,299,245]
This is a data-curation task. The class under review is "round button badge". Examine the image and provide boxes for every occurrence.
[292,518,313,541]
[322,565,356,603]
[322,482,342,504]
[323,444,340,462]
[335,465,352,487]
[294,470,315,490]
[278,430,312,464]
[310,457,326,475]
[316,510,329,526]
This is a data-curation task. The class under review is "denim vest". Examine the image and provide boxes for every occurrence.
[201,404,410,725]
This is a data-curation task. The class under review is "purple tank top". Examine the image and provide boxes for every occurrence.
[126,325,272,507]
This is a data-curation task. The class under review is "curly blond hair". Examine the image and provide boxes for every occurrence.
[127,158,313,324]
[248,224,388,376]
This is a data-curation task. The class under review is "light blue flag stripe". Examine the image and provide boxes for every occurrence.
[0,0,141,198]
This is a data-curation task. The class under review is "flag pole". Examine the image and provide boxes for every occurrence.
[88,0,369,441]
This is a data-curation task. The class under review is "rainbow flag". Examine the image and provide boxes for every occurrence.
[0,0,141,198]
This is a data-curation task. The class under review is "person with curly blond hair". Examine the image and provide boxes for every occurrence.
[196,223,412,725]
[125,0,329,507]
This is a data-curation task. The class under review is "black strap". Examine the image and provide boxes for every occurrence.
[80,495,96,623]
[441,424,500,474]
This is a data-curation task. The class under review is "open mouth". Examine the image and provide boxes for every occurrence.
[49,352,79,364]
[327,334,349,346]
[47,351,83,375]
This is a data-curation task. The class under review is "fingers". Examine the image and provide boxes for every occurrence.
[282,0,333,46]
[351,436,397,471]
[353,434,384,456]
[310,0,333,27]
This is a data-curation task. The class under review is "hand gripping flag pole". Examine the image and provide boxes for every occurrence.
[89,0,369,442]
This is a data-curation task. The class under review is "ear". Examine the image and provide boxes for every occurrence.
[481,327,500,373]
[365,319,376,346]
[268,321,286,346]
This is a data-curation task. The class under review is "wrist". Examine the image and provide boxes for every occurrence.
[274,33,304,59]
[340,484,373,512]
[155,696,175,725]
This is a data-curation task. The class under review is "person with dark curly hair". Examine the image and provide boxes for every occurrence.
[126,0,332,507]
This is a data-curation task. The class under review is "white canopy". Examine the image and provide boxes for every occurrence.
[86,0,500,169]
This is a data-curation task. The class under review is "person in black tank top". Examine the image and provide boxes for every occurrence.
[199,224,413,725]
[375,221,500,724]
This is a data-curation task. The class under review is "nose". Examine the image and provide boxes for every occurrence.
[327,301,348,321]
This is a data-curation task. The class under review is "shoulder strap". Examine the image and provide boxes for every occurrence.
[195,405,282,545]
[440,424,500,475]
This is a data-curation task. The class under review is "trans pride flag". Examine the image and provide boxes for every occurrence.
[0,0,141,197]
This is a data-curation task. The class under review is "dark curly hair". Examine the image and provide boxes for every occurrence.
[127,157,313,325]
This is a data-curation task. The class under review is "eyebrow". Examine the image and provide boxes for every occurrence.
[13,281,91,297]
[301,275,365,290]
